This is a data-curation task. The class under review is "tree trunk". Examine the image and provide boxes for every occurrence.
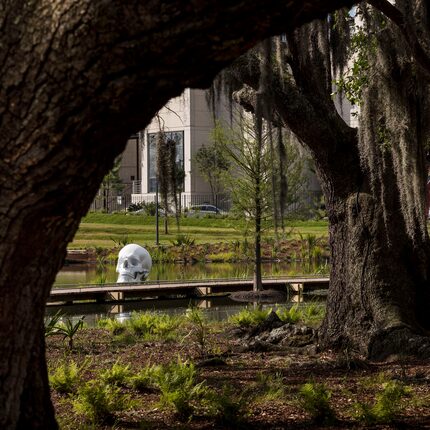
[232,17,430,359]
[253,193,263,291]
[0,0,361,427]
[17,331,58,430]
[318,156,430,359]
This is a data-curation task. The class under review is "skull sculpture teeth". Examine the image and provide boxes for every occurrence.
[116,244,152,283]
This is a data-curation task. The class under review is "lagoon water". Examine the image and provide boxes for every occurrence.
[55,261,329,287]
[50,261,328,325]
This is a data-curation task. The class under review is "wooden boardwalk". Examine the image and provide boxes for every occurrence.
[49,276,329,305]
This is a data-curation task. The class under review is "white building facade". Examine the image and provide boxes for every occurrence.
[130,88,230,209]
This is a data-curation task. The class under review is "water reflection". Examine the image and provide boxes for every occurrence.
[46,294,326,327]
[55,260,329,287]
[51,261,328,323]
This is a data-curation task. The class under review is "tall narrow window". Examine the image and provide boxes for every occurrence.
[148,131,184,193]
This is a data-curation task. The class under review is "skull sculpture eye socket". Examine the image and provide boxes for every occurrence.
[116,244,152,283]
[128,257,139,266]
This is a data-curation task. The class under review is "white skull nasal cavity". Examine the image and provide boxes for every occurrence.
[116,244,152,283]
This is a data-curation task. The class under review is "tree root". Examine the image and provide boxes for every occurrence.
[367,326,430,361]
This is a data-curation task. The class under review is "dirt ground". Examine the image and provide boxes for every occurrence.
[47,323,430,429]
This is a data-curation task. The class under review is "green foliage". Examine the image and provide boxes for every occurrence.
[194,144,230,200]
[254,372,285,401]
[333,28,377,106]
[183,306,209,357]
[154,358,207,420]
[170,234,195,247]
[98,317,127,336]
[276,305,301,324]
[73,380,131,423]
[50,316,85,350]
[50,359,88,394]
[298,382,336,424]
[301,303,326,326]
[111,234,130,248]
[45,310,63,337]
[128,365,158,392]
[228,307,271,328]
[205,385,249,426]
[99,312,182,341]
[128,311,181,341]
[127,202,144,212]
[128,201,157,215]
[354,380,410,424]
[98,156,124,213]
[99,362,132,387]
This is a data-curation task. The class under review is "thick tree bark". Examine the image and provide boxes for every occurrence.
[233,17,430,359]
[0,1,357,428]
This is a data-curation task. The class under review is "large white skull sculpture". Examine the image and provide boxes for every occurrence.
[116,244,152,283]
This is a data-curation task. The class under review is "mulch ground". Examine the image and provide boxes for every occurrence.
[47,324,430,429]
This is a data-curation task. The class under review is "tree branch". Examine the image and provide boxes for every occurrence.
[367,0,430,77]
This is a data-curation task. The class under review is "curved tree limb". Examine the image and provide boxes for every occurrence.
[367,0,430,77]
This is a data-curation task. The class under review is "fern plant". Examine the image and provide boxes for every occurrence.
[99,362,132,387]
[228,308,270,328]
[73,380,132,423]
[355,380,410,424]
[154,358,207,420]
[298,382,336,424]
[205,384,250,426]
[128,365,159,392]
[50,359,89,394]
[183,306,209,357]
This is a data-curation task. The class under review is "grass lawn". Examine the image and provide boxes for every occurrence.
[69,213,329,249]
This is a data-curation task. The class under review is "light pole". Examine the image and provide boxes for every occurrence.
[155,176,159,246]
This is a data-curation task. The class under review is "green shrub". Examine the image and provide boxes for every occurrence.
[183,306,208,357]
[129,365,158,392]
[254,372,285,401]
[127,311,181,341]
[205,385,249,426]
[99,362,132,387]
[50,359,87,394]
[73,380,131,423]
[170,234,195,246]
[53,316,85,350]
[276,305,302,324]
[97,317,127,336]
[355,380,409,424]
[298,382,335,424]
[154,358,207,420]
[228,308,270,328]
[111,234,130,247]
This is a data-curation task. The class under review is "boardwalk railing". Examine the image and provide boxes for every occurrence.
[49,276,329,305]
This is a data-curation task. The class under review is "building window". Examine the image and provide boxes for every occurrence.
[147,131,184,193]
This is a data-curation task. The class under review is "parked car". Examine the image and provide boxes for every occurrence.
[187,204,226,217]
